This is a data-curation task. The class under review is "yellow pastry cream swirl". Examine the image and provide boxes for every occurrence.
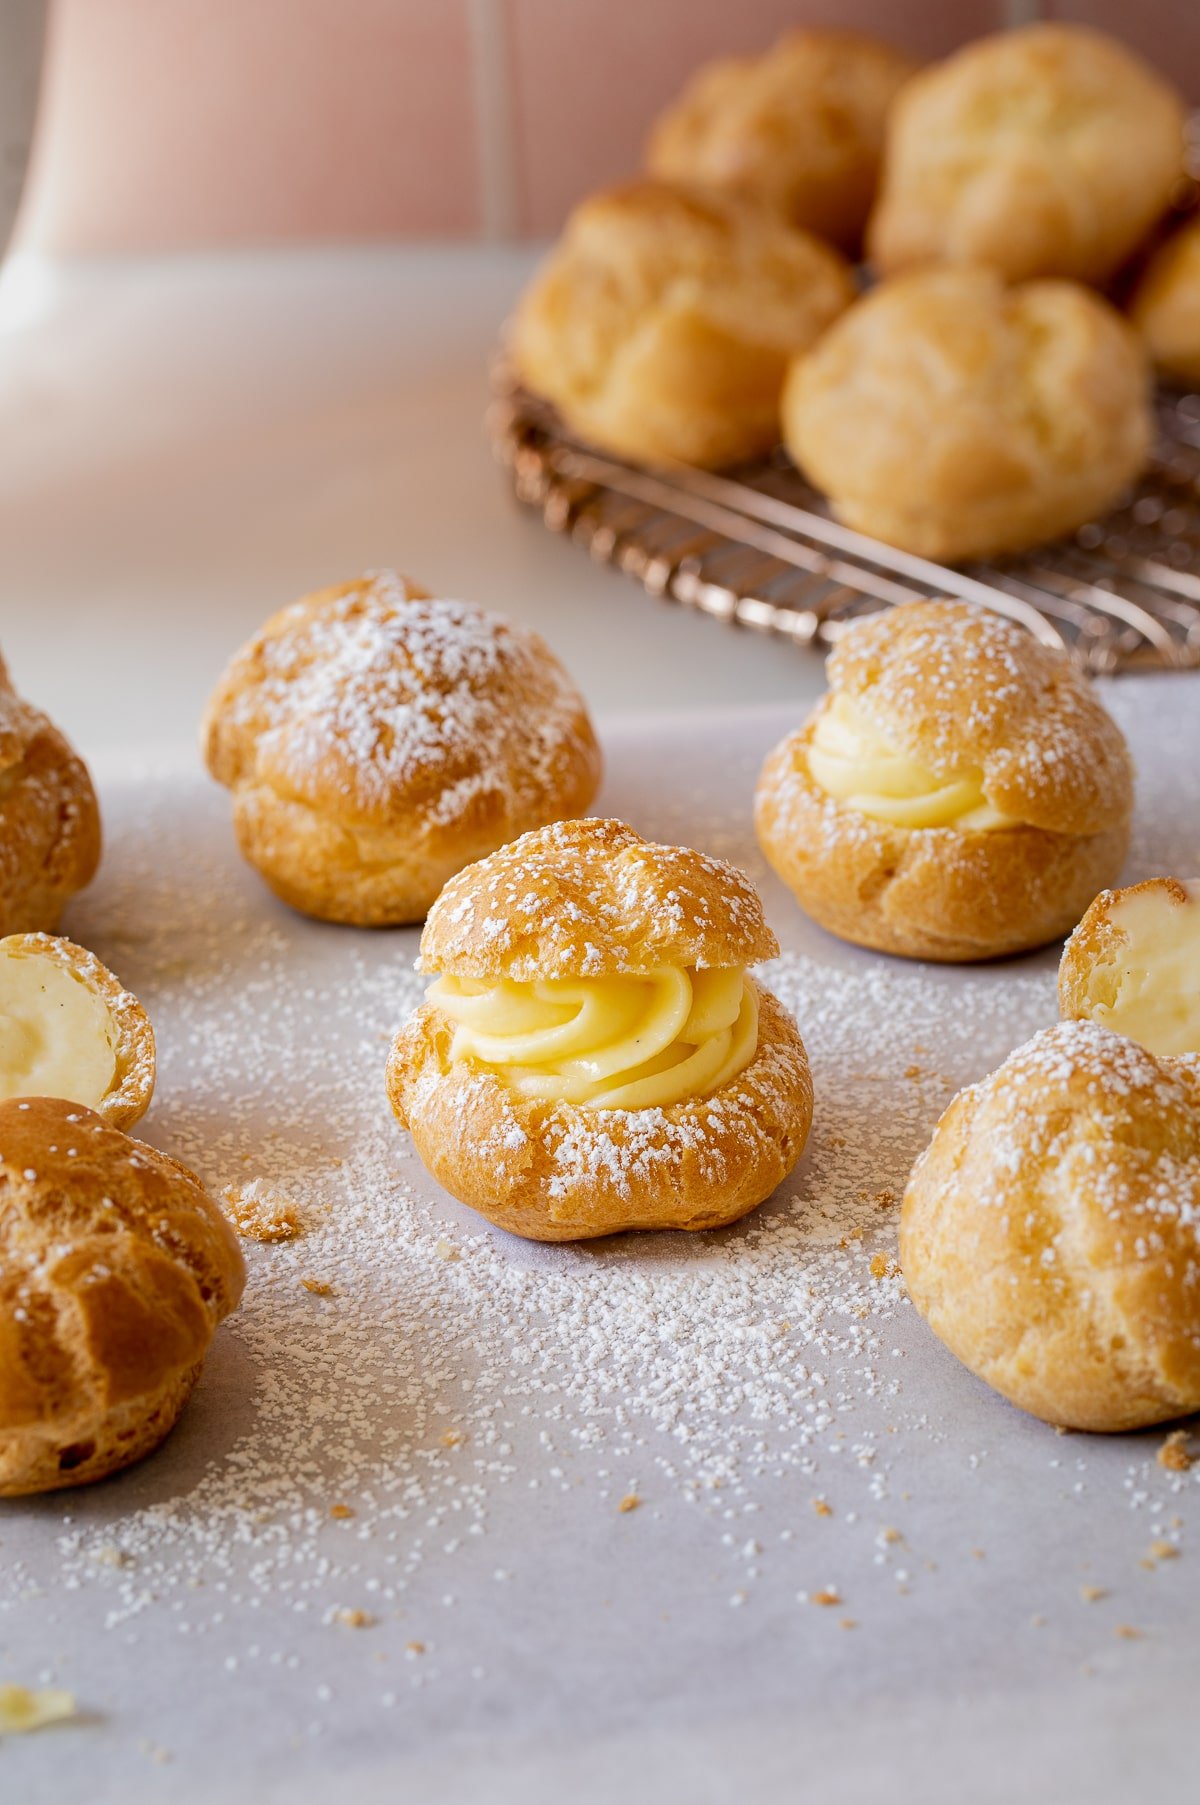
[427,965,758,1110]
[806,694,1016,831]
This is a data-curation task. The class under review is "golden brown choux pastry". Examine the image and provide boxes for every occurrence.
[646,29,916,255]
[511,179,855,469]
[1128,219,1200,386]
[868,23,1186,285]
[0,933,155,1128]
[754,600,1134,963]
[900,1020,1200,1432]
[0,1098,245,1494]
[1059,877,1200,1058]
[782,266,1152,562]
[0,654,100,936]
[387,818,813,1242]
[202,571,602,926]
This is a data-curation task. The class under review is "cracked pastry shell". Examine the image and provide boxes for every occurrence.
[201,572,602,926]
[867,23,1186,285]
[900,1022,1200,1433]
[0,933,156,1128]
[0,653,100,935]
[387,818,814,1242]
[782,266,1152,563]
[0,1098,245,1495]
[511,179,855,469]
[645,29,916,255]
[754,600,1134,963]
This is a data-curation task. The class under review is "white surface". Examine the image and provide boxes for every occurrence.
[1,687,1199,1805]
[0,246,825,765]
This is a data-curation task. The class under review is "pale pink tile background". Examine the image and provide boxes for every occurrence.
[10,0,1200,253]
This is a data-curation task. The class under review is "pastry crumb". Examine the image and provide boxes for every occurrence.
[329,1503,355,1520]
[618,1493,641,1513]
[812,1588,841,1607]
[300,1277,334,1296]
[1157,1430,1194,1471]
[869,1253,899,1280]
[222,1180,301,1243]
[1114,1624,1143,1640]
[440,1429,465,1449]
[0,1686,77,1735]
[405,1640,426,1656]
[434,1238,460,1262]
[1080,1584,1107,1603]
[839,1617,857,1630]
[333,1607,375,1629]
[812,1498,832,1517]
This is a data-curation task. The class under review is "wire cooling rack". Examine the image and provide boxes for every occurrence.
[490,362,1200,674]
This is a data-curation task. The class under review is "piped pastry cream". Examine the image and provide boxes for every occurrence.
[428,965,757,1109]
[387,819,814,1242]
[0,934,155,1128]
[1059,878,1200,1058]
[806,694,1013,831]
[755,599,1134,962]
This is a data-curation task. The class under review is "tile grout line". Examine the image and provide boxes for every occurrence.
[468,0,520,242]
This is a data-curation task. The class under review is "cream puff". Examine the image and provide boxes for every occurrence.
[1060,877,1200,1058]
[646,29,916,255]
[0,653,100,935]
[0,1097,245,1494]
[0,933,155,1127]
[1129,219,1200,387]
[511,179,855,469]
[202,572,602,926]
[900,1020,1200,1432]
[754,600,1134,962]
[868,23,1186,284]
[782,266,1152,563]
[387,818,813,1241]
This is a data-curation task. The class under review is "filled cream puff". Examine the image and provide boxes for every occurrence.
[900,1020,1200,1432]
[755,600,1134,962]
[1060,878,1200,1058]
[0,1097,245,1495]
[646,29,916,255]
[1128,219,1200,387]
[511,179,855,469]
[387,818,813,1241]
[202,571,602,926]
[868,23,1186,284]
[0,653,100,935]
[0,933,155,1127]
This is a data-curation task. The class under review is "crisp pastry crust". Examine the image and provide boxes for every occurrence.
[511,179,855,469]
[646,29,916,254]
[0,933,156,1128]
[389,981,813,1241]
[0,655,100,936]
[201,571,602,926]
[1129,219,1200,387]
[754,600,1134,962]
[389,818,812,1240]
[782,266,1152,563]
[0,1098,245,1495]
[868,23,1186,284]
[900,1021,1200,1432]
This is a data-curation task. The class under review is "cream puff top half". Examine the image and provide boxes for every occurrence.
[804,600,1133,837]
[418,818,778,1111]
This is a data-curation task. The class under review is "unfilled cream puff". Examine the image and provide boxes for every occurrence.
[646,29,916,255]
[1059,878,1200,1058]
[900,1021,1200,1432]
[202,571,602,926]
[0,933,155,1127]
[511,179,855,469]
[1128,219,1200,387]
[0,653,100,936]
[0,1097,245,1494]
[782,266,1152,562]
[387,818,813,1241]
[868,23,1186,284]
[754,600,1134,962]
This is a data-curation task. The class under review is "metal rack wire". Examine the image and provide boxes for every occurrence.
[490,363,1200,674]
